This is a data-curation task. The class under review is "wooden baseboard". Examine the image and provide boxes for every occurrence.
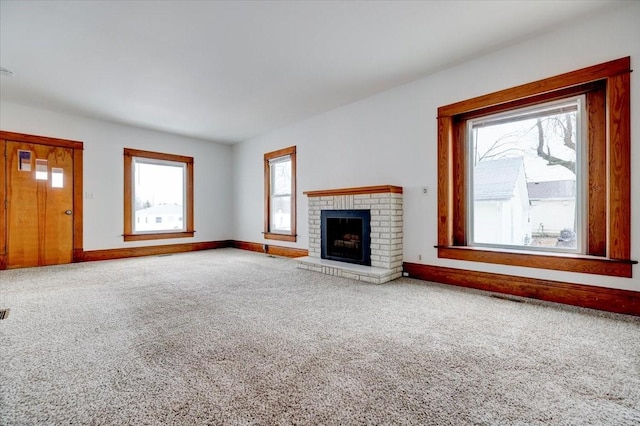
[403,262,640,316]
[78,240,232,262]
[78,240,306,263]
[232,240,308,258]
[1,239,305,266]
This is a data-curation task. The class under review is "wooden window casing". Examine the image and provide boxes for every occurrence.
[264,146,297,242]
[437,57,633,277]
[124,148,194,242]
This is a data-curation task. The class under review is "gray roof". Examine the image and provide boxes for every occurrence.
[527,180,576,200]
[474,157,524,201]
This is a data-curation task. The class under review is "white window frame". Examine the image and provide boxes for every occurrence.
[268,155,292,233]
[466,96,586,254]
[131,156,187,234]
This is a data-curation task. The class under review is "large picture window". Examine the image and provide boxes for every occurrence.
[264,146,296,242]
[437,57,633,277]
[468,96,584,253]
[124,148,194,241]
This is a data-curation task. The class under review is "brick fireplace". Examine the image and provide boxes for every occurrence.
[297,185,403,284]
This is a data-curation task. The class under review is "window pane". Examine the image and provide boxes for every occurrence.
[470,98,581,251]
[51,168,64,188]
[133,159,185,233]
[35,159,47,180]
[270,195,291,232]
[271,157,291,196]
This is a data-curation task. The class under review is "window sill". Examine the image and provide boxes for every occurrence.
[124,231,195,242]
[264,232,297,242]
[437,245,634,278]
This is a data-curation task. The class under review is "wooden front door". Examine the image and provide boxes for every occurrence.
[1,132,83,269]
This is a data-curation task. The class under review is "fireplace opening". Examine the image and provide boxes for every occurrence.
[321,210,371,266]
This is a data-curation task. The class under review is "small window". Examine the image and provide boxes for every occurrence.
[35,159,47,180]
[51,167,64,188]
[264,146,296,242]
[124,148,194,241]
[437,57,632,277]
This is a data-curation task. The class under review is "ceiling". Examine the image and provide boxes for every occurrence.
[0,1,621,144]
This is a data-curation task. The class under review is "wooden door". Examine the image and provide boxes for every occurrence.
[5,141,74,268]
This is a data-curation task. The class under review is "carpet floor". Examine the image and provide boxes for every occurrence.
[0,248,639,425]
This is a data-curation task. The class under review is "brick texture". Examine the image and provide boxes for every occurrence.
[306,190,403,282]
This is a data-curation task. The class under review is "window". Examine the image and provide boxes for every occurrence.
[264,146,296,242]
[124,148,194,241]
[468,96,583,252]
[51,168,64,188]
[437,57,632,277]
[35,159,47,180]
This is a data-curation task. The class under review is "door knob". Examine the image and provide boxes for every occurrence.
[65,210,72,215]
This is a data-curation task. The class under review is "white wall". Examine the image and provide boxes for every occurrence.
[1,101,233,250]
[233,2,640,292]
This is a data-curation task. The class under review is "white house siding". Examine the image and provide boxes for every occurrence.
[473,196,529,247]
[530,199,576,235]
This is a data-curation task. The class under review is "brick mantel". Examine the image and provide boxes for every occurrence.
[298,185,404,284]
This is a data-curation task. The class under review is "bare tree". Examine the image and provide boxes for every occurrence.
[474,112,576,175]
[473,128,524,165]
[534,117,575,174]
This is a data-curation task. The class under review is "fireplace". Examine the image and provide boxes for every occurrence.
[321,210,371,266]
[298,185,403,284]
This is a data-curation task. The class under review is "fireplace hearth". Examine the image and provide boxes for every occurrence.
[297,185,403,284]
[321,210,371,266]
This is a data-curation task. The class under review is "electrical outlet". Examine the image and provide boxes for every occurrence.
[418,254,422,261]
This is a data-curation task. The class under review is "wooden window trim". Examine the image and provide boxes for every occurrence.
[264,146,297,242]
[123,148,194,242]
[437,57,633,277]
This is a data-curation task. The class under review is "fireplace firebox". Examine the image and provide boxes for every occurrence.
[321,210,371,266]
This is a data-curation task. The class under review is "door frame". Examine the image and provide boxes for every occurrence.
[1,131,83,269]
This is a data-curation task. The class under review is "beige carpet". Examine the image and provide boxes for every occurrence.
[1,248,639,425]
